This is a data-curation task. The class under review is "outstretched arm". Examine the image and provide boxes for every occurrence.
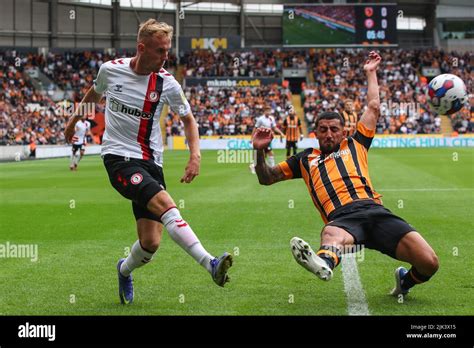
[252,128,286,185]
[273,125,285,137]
[65,87,102,143]
[359,51,382,130]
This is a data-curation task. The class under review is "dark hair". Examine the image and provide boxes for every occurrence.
[315,111,345,128]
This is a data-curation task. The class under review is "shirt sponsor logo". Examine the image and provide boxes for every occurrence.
[310,148,351,166]
[109,97,153,120]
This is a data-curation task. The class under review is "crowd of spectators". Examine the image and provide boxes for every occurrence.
[1,51,63,145]
[303,48,472,134]
[165,84,292,137]
[0,49,176,145]
[182,49,308,78]
[450,106,474,134]
[1,48,472,146]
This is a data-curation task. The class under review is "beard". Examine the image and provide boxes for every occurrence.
[319,141,339,155]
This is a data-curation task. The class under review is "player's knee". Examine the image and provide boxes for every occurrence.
[423,252,439,275]
[321,228,335,241]
[416,250,439,276]
[140,238,160,253]
[321,227,345,246]
[147,190,175,216]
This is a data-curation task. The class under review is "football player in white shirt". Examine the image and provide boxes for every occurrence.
[69,116,93,171]
[249,105,284,174]
[65,19,232,305]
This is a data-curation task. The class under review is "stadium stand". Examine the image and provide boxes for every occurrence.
[303,48,472,135]
[1,48,472,146]
[165,84,292,138]
[182,49,309,78]
[0,50,177,145]
[451,107,473,134]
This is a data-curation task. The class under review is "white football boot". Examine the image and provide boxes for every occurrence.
[390,266,410,297]
[290,237,333,281]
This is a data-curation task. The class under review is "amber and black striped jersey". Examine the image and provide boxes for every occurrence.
[342,110,358,135]
[283,116,301,142]
[278,122,382,224]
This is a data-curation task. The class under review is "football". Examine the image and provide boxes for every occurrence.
[426,73,468,115]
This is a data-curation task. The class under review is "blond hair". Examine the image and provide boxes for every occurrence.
[137,19,173,42]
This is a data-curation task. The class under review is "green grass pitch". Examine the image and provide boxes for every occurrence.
[0,148,473,315]
[283,15,355,45]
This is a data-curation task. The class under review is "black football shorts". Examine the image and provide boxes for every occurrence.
[326,200,416,259]
[286,140,297,149]
[103,154,166,222]
[72,144,83,152]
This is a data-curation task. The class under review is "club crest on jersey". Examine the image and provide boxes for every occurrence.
[148,91,159,102]
[130,173,143,185]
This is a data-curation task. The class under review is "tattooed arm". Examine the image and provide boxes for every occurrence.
[252,128,286,186]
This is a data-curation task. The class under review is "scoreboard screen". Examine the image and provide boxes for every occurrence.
[283,4,398,47]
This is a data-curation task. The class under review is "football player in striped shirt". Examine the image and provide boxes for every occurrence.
[252,52,439,297]
[65,19,232,305]
[283,105,303,158]
[342,99,358,136]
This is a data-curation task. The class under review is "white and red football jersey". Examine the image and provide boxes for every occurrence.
[73,120,91,145]
[255,115,276,129]
[94,57,191,166]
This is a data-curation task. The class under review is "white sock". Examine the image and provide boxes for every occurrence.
[161,207,214,273]
[120,240,155,277]
[268,156,275,167]
[70,153,75,166]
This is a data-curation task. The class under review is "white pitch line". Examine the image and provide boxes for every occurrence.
[341,256,370,316]
[379,188,474,192]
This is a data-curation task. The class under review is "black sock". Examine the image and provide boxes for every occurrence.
[316,245,342,270]
[401,267,432,290]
